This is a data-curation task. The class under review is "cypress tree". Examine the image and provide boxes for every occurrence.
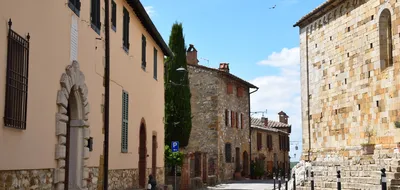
[164,22,193,148]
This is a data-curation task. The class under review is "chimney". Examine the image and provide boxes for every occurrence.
[186,44,199,65]
[278,111,289,124]
[219,63,230,73]
[261,117,268,127]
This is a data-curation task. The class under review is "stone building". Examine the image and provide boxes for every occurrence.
[250,112,291,177]
[0,0,171,189]
[185,44,258,183]
[294,0,400,188]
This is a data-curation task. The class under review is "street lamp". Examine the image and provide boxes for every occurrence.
[176,67,186,72]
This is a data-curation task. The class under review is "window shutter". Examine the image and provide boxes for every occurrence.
[153,48,157,79]
[142,35,146,68]
[228,110,231,127]
[231,111,234,128]
[225,109,228,126]
[238,113,241,129]
[235,112,238,128]
[70,15,78,62]
[111,1,116,29]
[121,91,129,153]
[241,113,244,129]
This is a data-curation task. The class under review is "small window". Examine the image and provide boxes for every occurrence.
[235,112,239,128]
[123,7,130,52]
[376,101,379,107]
[121,90,129,153]
[344,78,347,84]
[240,113,244,129]
[379,9,393,69]
[90,0,101,34]
[347,27,350,32]
[257,133,262,150]
[142,35,147,69]
[68,0,81,16]
[227,83,233,94]
[315,44,317,48]
[347,52,350,57]
[225,143,232,163]
[111,1,117,31]
[330,36,332,41]
[237,86,244,97]
[153,48,157,79]
[329,84,331,89]
[225,109,229,126]
[330,60,332,65]
[370,43,373,48]
[358,104,361,110]
[371,15,374,20]
[4,21,30,130]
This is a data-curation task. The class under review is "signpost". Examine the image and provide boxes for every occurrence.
[172,141,179,190]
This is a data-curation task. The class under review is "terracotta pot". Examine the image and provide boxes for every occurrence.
[234,171,241,180]
[362,144,375,155]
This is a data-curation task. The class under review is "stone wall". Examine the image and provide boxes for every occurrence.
[217,74,250,182]
[298,0,400,158]
[187,64,252,183]
[291,152,400,189]
[251,128,289,175]
[187,65,220,174]
[0,169,54,190]
[0,167,164,190]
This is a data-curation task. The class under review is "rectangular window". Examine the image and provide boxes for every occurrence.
[225,143,232,163]
[238,113,241,129]
[267,135,273,150]
[111,1,116,31]
[237,86,244,97]
[90,0,101,34]
[4,24,30,130]
[123,7,130,52]
[68,0,81,16]
[241,113,244,129]
[227,83,233,94]
[235,112,239,128]
[279,135,282,150]
[231,111,235,128]
[142,35,147,69]
[153,48,157,79]
[225,109,229,126]
[121,90,129,153]
[257,133,262,150]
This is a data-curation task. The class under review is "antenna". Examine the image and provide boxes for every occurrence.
[200,57,209,67]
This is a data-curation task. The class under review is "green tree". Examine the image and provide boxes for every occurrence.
[164,22,193,148]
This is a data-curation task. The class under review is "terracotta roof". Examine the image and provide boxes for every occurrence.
[125,0,173,57]
[251,117,291,128]
[293,0,340,27]
[188,64,258,89]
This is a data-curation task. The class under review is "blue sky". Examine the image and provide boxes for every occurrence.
[142,0,326,161]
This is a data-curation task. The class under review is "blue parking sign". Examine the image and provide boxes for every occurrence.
[172,141,179,152]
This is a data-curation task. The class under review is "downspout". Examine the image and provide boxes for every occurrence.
[305,29,311,162]
[248,87,259,163]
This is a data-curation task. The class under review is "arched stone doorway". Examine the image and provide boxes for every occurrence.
[243,151,249,177]
[139,118,147,188]
[54,61,90,189]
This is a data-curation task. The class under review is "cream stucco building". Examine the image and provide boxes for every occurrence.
[293,0,400,189]
[0,0,172,189]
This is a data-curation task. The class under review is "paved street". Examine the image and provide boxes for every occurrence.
[207,180,276,190]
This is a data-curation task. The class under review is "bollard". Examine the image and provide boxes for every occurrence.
[278,173,282,190]
[273,168,276,190]
[381,168,387,190]
[285,173,288,190]
[292,172,296,190]
[337,170,341,190]
[311,171,314,190]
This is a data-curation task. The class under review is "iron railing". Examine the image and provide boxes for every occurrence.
[4,19,30,130]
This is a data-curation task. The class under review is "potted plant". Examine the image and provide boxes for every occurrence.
[361,126,375,155]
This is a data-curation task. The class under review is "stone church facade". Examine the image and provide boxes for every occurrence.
[294,0,400,189]
[0,0,171,189]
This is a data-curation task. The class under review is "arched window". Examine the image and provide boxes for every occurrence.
[379,9,393,69]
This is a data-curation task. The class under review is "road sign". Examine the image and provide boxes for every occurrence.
[172,141,179,152]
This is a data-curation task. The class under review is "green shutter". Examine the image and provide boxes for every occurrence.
[121,90,129,153]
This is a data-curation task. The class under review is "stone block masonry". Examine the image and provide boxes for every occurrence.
[0,167,164,190]
[298,0,400,159]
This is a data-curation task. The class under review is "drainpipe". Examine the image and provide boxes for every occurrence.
[305,29,311,162]
[103,0,111,189]
[248,87,259,163]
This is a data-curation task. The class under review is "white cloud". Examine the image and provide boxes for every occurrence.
[257,47,300,67]
[250,47,302,161]
[144,6,156,18]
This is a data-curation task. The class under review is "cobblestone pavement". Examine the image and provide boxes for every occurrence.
[207,180,277,190]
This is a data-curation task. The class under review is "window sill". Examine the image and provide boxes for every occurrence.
[91,24,100,35]
[153,76,158,81]
[68,3,80,17]
[123,46,129,54]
